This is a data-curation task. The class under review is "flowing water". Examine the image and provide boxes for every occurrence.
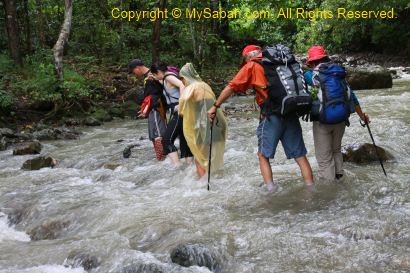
[0,79,409,273]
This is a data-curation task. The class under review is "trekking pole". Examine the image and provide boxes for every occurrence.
[360,120,387,176]
[207,120,214,191]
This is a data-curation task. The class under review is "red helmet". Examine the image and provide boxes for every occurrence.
[240,45,261,67]
[306,46,328,65]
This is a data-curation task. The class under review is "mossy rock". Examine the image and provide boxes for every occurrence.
[122,101,140,118]
[91,108,113,122]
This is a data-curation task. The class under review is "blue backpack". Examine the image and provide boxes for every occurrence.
[314,63,351,124]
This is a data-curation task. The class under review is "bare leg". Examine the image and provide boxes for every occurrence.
[168,151,182,167]
[195,159,206,177]
[185,156,194,165]
[258,152,273,184]
[294,156,314,186]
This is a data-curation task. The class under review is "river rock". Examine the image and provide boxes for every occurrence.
[84,117,102,126]
[103,162,121,170]
[33,127,79,141]
[91,108,113,122]
[13,141,42,155]
[66,252,100,271]
[0,136,7,151]
[346,68,392,90]
[121,263,165,273]
[342,143,394,164]
[123,144,140,159]
[28,220,70,240]
[170,244,222,272]
[22,156,57,170]
[0,128,15,138]
[122,101,140,118]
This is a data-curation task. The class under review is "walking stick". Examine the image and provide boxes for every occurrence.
[208,120,214,191]
[360,120,387,176]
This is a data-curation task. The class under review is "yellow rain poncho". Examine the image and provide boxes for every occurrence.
[179,63,227,172]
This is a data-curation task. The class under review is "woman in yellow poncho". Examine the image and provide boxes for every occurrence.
[178,63,227,177]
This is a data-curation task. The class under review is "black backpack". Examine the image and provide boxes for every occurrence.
[254,44,312,117]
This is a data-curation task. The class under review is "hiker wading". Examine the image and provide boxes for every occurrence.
[129,59,167,161]
[151,62,193,168]
[208,45,314,192]
[304,46,370,182]
[179,63,227,177]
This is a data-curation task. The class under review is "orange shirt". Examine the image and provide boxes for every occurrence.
[228,55,268,105]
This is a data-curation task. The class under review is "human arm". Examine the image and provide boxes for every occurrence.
[350,90,369,124]
[207,85,235,121]
[165,74,185,95]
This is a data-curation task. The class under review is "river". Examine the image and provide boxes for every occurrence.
[0,78,409,273]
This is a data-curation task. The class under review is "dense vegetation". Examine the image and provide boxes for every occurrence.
[0,0,409,124]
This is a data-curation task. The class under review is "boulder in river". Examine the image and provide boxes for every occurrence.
[121,263,165,273]
[91,108,113,122]
[170,244,222,272]
[342,143,394,164]
[21,156,57,170]
[65,252,100,271]
[13,141,42,155]
[33,127,79,141]
[346,67,392,90]
[123,144,140,159]
[103,162,121,170]
[28,219,70,240]
[0,136,7,151]
[84,117,102,126]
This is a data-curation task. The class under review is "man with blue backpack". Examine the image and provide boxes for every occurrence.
[304,46,370,182]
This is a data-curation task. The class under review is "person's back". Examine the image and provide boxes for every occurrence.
[179,63,227,177]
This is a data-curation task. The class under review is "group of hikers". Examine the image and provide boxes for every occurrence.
[128,44,370,192]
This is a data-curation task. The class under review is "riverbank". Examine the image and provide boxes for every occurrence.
[0,53,409,138]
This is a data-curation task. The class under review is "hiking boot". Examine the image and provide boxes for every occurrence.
[335,174,344,183]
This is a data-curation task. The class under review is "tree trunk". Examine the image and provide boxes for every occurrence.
[53,0,73,83]
[151,0,165,63]
[23,0,32,53]
[3,0,22,65]
[188,0,198,65]
[35,0,46,47]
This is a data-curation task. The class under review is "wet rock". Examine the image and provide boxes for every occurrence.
[342,143,394,164]
[123,144,140,159]
[0,128,15,138]
[22,156,57,170]
[91,108,113,122]
[122,101,140,118]
[84,117,102,126]
[346,68,392,90]
[66,252,100,271]
[63,118,82,126]
[28,220,70,240]
[121,263,165,273]
[170,244,222,272]
[33,127,79,141]
[103,162,121,170]
[0,136,7,151]
[14,132,33,141]
[109,107,125,118]
[13,141,42,155]
[139,136,145,141]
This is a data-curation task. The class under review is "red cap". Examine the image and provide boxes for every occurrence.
[306,46,328,65]
[240,45,261,67]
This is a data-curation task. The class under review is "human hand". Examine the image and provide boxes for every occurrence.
[207,106,217,122]
[360,112,370,124]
